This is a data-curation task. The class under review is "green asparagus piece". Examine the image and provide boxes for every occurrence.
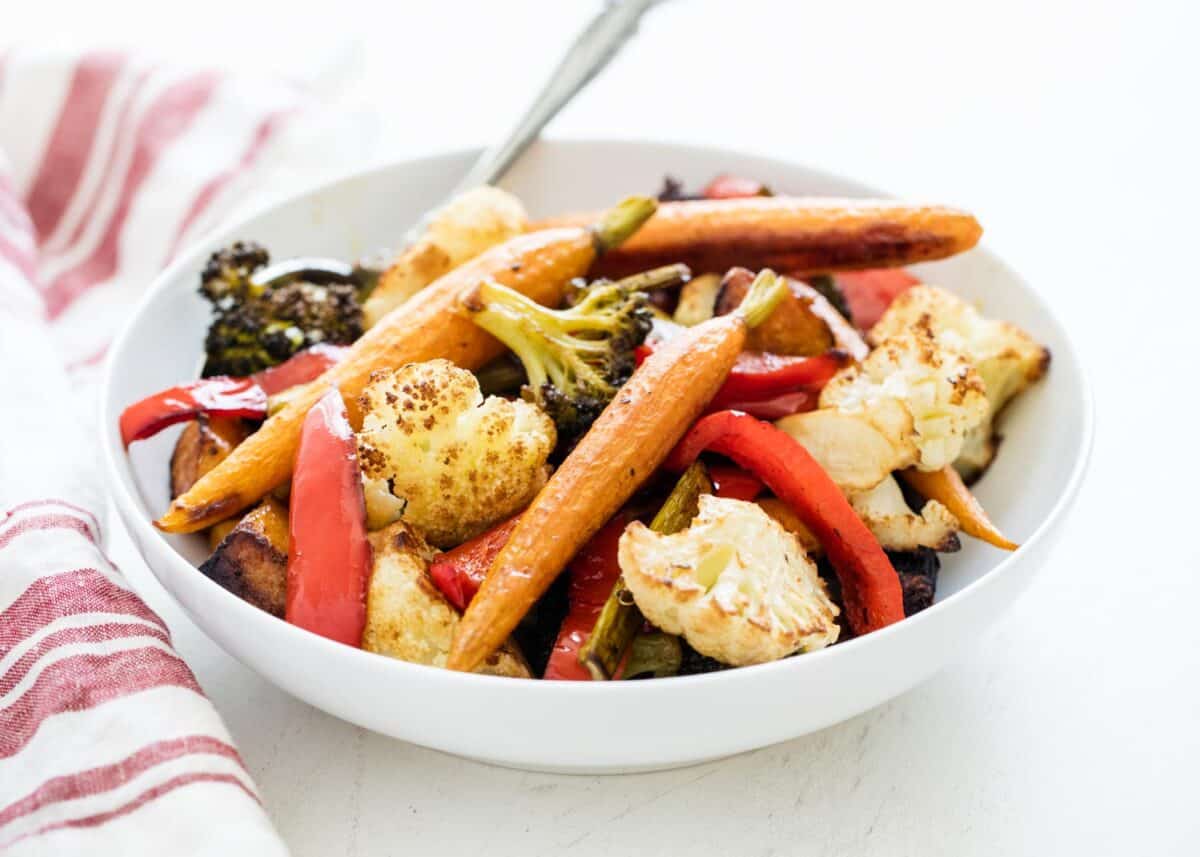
[579,461,712,680]
[621,632,683,680]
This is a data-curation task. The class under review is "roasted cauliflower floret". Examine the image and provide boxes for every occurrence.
[362,521,530,676]
[819,322,988,472]
[619,495,840,666]
[357,359,555,548]
[869,285,1049,480]
[848,475,960,553]
[775,408,909,494]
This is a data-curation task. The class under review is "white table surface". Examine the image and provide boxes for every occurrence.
[11,0,1200,853]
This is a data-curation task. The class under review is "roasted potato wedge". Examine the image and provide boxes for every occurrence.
[672,272,722,326]
[170,416,249,500]
[362,186,527,326]
[199,497,289,617]
[363,521,530,677]
[713,268,868,359]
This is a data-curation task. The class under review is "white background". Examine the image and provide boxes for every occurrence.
[9,1,1200,854]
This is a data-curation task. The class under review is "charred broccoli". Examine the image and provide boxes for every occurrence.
[461,265,688,445]
[199,241,364,377]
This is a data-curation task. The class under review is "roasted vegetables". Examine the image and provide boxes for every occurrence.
[869,284,1049,481]
[120,377,265,448]
[429,516,519,611]
[157,197,657,534]
[199,497,289,617]
[362,521,531,677]
[200,242,365,377]
[460,268,685,445]
[447,270,789,672]
[900,466,1017,551]
[849,475,960,553]
[620,495,840,665]
[170,417,249,499]
[285,388,371,646]
[532,197,983,280]
[817,323,989,473]
[580,462,712,680]
[128,170,1052,683]
[356,360,555,547]
[362,187,528,327]
[543,515,630,680]
[664,410,905,636]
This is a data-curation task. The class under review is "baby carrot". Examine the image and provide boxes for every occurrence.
[446,270,789,673]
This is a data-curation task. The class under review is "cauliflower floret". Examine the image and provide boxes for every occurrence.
[819,322,988,472]
[362,521,530,676]
[619,495,840,666]
[357,359,555,548]
[869,285,1049,480]
[848,475,960,552]
[775,408,909,494]
[757,481,959,555]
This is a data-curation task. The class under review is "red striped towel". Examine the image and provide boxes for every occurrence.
[0,47,366,855]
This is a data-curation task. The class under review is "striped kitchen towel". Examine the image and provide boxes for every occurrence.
[0,47,370,855]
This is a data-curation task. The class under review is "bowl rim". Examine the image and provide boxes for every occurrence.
[100,137,1095,696]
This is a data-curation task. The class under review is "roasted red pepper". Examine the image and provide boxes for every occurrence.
[709,464,764,502]
[833,269,920,331]
[251,343,348,395]
[429,516,520,611]
[702,174,769,199]
[636,344,845,419]
[285,387,372,646]
[544,515,630,681]
[706,350,847,411]
[664,410,904,635]
[119,345,348,447]
[119,377,267,447]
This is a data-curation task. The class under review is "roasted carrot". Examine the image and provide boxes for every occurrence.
[531,197,982,279]
[900,466,1018,551]
[446,270,789,672]
[156,197,657,534]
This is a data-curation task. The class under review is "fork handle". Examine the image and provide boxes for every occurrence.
[452,0,657,192]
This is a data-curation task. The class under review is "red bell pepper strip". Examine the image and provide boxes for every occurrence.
[429,516,520,611]
[664,410,904,636]
[119,345,349,447]
[119,377,267,447]
[544,515,630,681]
[702,174,769,199]
[251,343,349,396]
[833,269,920,331]
[709,464,765,502]
[285,387,372,646]
[707,350,847,411]
[636,343,846,416]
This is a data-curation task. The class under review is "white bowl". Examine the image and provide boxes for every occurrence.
[102,140,1092,774]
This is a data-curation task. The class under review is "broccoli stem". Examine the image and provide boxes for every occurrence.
[579,461,713,680]
[591,196,658,254]
[735,268,789,329]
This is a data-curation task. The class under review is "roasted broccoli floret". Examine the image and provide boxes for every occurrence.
[199,241,364,377]
[462,270,676,445]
